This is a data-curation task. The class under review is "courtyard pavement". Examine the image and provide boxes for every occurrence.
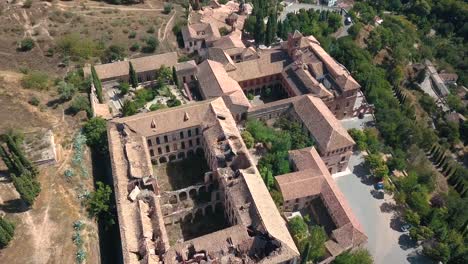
[336,117,434,264]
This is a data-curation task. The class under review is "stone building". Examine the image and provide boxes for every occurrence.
[275,147,367,262]
[105,30,367,264]
[93,52,178,84]
[193,30,360,120]
[181,23,221,53]
[247,95,355,174]
[108,98,299,263]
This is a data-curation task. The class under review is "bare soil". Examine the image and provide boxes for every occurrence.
[0,0,186,75]
[0,71,99,264]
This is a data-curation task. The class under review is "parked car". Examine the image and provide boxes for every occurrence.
[401,224,412,232]
[376,181,384,190]
[345,17,352,25]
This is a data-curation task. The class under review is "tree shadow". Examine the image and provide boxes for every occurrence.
[390,214,405,232]
[370,189,385,199]
[398,234,418,250]
[46,98,66,108]
[352,162,373,186]
[0,198,29,213]
[406,250,436,264]
[380,201,397,213]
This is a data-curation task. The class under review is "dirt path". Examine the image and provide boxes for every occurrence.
[55,2,163,12]
[162,10,177,40]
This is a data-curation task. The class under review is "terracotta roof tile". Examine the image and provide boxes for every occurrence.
[94,52,178,81]
[293,95,354,152]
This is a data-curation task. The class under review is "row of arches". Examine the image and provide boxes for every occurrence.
[156,147,205,165]
[165,182,220,205]
[163,202,224,225]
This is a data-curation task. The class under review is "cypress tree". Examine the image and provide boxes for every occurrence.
[0,218,15,238]
[0,145,16,174]
[129,62,138,88]
[254,15,265,45]
[172,66,179,87]
[265,14,274,46]
[5,135,37,176]
[277,20,283,40]
[0,226,11,248]
[91,66,103,103]
[300,242,310,264]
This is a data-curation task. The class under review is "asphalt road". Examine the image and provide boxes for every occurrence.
[336,117,434,264]
[279,3,339,21]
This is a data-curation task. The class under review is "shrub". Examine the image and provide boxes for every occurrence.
[247,93,254,100]
[68,95,91,116]
[241,131,254,149]
[129,43,140,52]
[128,31,136,39]
[56,34,101,60]
[57,81,76,101]
[146,26,155,34]
[166,98,181,107]
[65,70,91,92]
[219,27,229,36]
[163,3,173,14]
[122,100,138,116]
[149,103,166,111]
[28,96,40,106]
[22,71,49,90]
[100,44,125,63]
[18,38,35,51]
[22,0,32,8]
[142,36,159,53]
[118,82,130,95]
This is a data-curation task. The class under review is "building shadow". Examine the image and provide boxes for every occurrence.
[0,198,29,213]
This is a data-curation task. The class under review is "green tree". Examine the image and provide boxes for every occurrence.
[254,15,265,45]
[91,66,103,103]
[118,82,130,95]
[265,13,277,46]
[57,81,76,101]
[404,209,421,226]
[172,66,179,87]
[82,117,108,154]
[156,65,172,82]
[122,100,138,116]
[86,182,114,226]
[69,95,91,116]
[288,216,309,243]
[306,226,327,262]
[423,242,450,263]
[300,242,310,264]
[409,225,434,241]
[0,217,15,248]
[142,36,159,53]
[101,44,126,63]
[332,248,373,264]
[348,22,363,39]
[129,62,138,88]
[241,131,254,149]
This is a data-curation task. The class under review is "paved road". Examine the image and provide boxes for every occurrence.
[279,3,339,21]
[335,117,434,264]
